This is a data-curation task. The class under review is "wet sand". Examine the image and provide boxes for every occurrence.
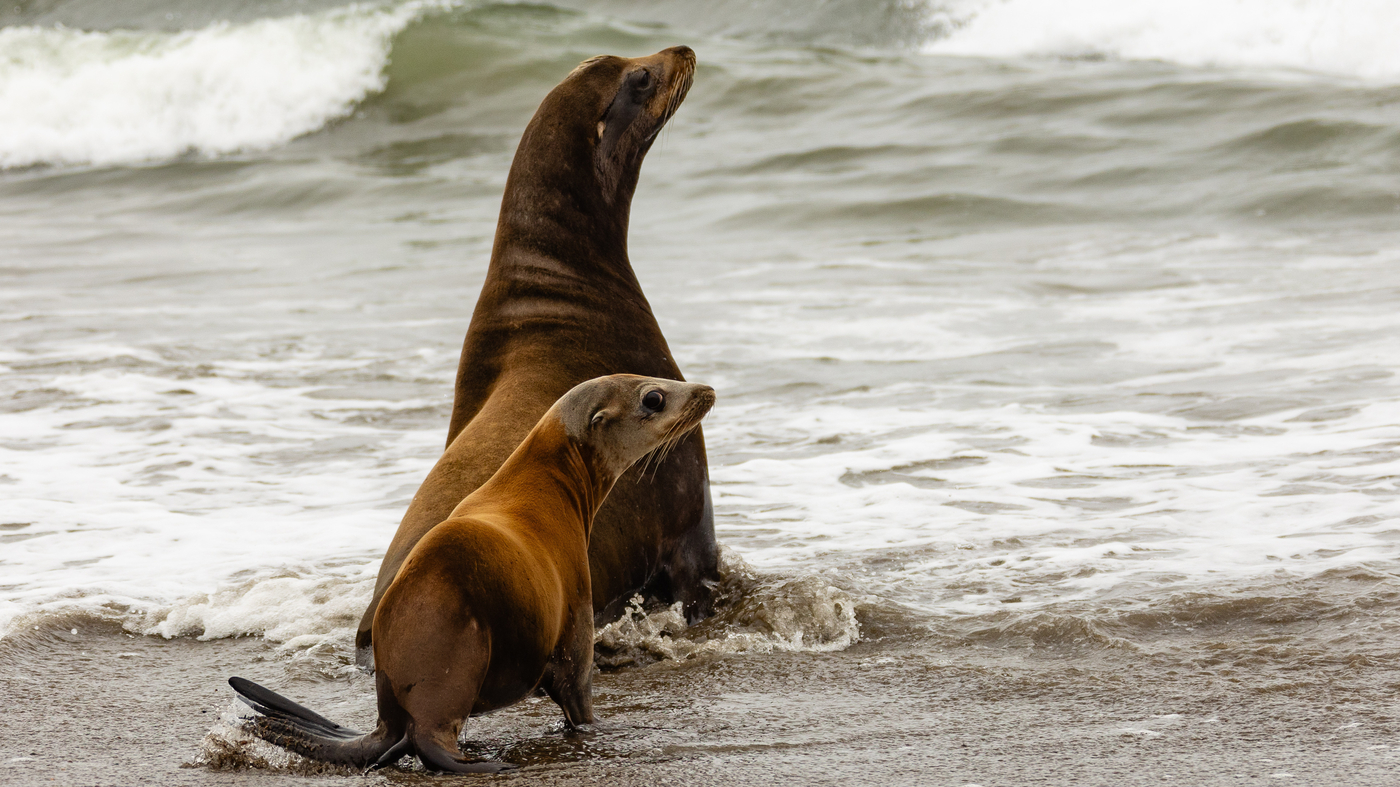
[4,609,1398,786]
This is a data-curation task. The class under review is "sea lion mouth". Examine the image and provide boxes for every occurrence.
[652,47,696,136]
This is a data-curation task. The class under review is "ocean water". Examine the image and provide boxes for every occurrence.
[3,0,1400,784]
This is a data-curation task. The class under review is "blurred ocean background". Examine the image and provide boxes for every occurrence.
[2,1,1399,783]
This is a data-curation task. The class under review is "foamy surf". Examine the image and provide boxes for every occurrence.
[595,551,863,667]
[0,1,454,169]
[0,355,443,639]
[709,392,1400,617]
[928,0,1400,81]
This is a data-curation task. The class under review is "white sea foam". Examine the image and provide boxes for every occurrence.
[709,396,1400,615]
[4,225,1397,647]
[685,231,1400,616]
[0,1,451,169]
[0,357,442,640]
[928,0,1400,80]
[594,552,862,666]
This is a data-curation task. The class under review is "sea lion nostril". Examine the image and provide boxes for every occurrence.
[642,390,665,412]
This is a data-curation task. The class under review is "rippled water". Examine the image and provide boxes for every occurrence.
[3,0,1399,783]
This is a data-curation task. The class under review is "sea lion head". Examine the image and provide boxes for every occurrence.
[501,47,696,252]
[556,373,715,487]
[565,46,696,195]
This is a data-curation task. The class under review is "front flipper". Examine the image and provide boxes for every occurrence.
[540,604,596,729]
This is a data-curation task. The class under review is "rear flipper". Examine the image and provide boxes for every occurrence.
[229,676,360,739]
[414,733,516,774]
[228,677,403,768]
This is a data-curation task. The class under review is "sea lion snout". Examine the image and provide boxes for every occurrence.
[644,46,696,132]
[660,381,716,429]
[641,380,715,445]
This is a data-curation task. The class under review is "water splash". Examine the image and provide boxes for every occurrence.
[595,552,862,667]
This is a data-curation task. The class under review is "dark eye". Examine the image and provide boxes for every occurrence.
[632,69,653,91]
[642,390,665,413]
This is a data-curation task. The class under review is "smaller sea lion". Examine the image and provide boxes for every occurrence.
[229,374,716,773]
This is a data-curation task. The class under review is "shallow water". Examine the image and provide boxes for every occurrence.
[3,0,1400,783]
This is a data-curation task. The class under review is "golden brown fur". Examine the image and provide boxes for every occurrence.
[231,375,715,773]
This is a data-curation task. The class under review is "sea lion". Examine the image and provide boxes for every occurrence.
[231,374,716,773]
[354,46,717,668]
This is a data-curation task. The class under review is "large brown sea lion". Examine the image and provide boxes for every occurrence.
[353,46,716,668]
[231,375,716,773]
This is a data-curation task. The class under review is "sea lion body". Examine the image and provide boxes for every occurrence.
[231,374,716,773]
[354,45,715,668]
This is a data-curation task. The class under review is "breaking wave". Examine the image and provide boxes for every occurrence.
[928,0,1400,80]
[0,1,453,168]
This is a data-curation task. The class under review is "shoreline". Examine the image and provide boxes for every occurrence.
[3,616,1397,786]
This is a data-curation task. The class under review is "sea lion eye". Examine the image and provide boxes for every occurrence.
[642,390,665,413]
[631,69,653,92]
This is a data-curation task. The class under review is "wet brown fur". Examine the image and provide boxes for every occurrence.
[354,46,714,667]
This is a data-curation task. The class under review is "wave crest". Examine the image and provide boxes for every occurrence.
[0,2,451,169]
[928,0,1400,80]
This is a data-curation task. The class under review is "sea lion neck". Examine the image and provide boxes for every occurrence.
[465,415,613,540]
[491,104,638,277]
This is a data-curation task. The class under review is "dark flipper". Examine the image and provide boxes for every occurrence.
[371,734,414,769]
[227,677,512,773]
[227,677,402,768]
[414,736,516,774]
[229,677,359,739]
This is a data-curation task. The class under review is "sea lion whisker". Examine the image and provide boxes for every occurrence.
[662,69,692,125]
[638,444,660,477]
[639,416,682,478]
[642,419,684,477]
